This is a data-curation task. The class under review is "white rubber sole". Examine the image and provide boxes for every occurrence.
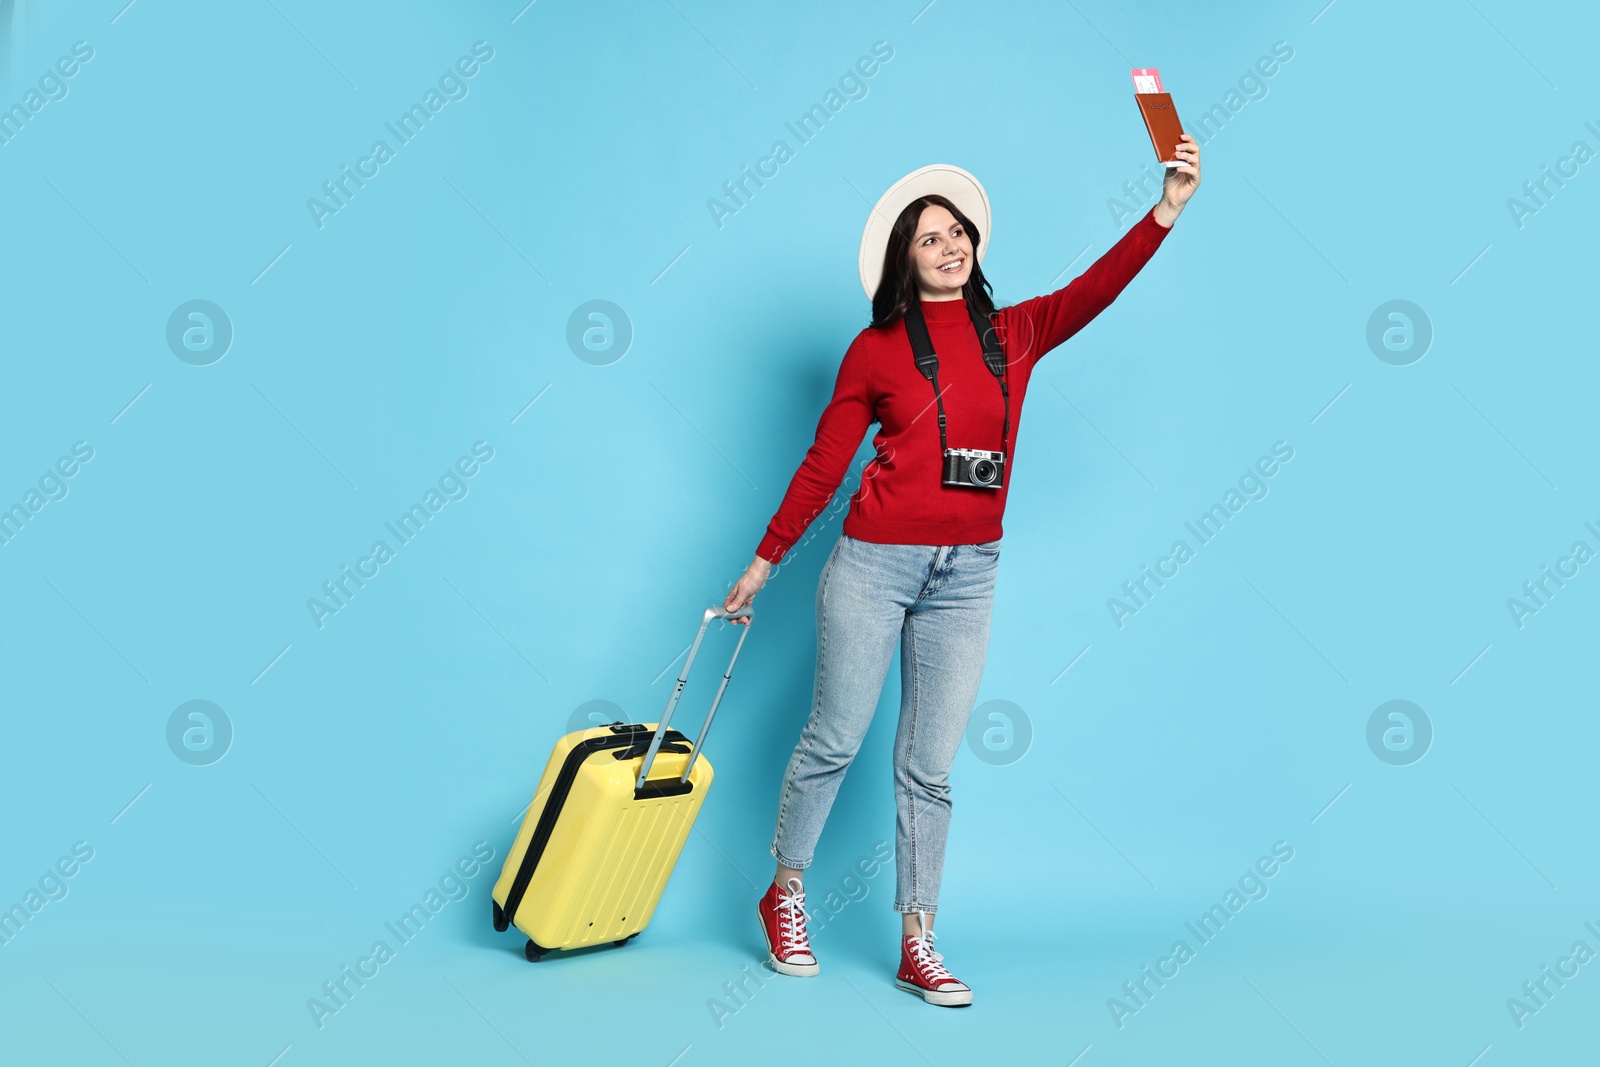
[757,904,819,977]
[896,977,973,1007]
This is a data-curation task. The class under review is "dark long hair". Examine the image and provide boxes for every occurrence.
[869,193,996,329]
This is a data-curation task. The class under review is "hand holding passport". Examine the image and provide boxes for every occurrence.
[1130,67,1199,224]
[1132,67,1187,168]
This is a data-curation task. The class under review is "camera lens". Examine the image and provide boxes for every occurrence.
[972,459,996,484]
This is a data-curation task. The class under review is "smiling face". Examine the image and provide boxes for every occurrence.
[908,203,973,301]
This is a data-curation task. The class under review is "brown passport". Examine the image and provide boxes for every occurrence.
[1134,92,1185,166]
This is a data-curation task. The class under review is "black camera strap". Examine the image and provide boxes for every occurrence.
[902,298,1010,459]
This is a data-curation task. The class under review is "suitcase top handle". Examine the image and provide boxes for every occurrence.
[634,605,753,791]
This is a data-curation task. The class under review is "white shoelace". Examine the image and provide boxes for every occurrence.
[776,878,813,956]
[906,928,959,985]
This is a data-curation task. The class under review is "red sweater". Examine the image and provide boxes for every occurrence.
[755,206,1173,565]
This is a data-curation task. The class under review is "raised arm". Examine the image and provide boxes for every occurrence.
[1004,133,1199,365]
[1002,205,1172,366]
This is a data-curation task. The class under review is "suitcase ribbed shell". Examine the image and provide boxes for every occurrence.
[493,723,712,951]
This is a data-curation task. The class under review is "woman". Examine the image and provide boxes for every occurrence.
[724,137,1200,1007]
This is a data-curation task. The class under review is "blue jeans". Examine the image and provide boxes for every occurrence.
[770,531,1000,913]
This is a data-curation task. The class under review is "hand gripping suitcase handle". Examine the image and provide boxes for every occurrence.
[635,605,753,791]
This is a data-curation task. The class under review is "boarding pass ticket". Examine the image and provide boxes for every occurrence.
[1131,67,1164,94]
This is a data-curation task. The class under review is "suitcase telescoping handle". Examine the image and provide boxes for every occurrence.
[635,605,753,791]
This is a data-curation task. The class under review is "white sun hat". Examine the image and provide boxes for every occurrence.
[858,163,992,300]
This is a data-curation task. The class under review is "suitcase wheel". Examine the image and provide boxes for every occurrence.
[524,939,547,962]
[492,900,509,933]
[612,938,629,947]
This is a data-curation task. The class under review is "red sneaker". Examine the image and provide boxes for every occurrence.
[757,877,818,976]
[896,921,972,1007]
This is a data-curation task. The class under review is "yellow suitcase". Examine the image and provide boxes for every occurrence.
[491,605,753,961]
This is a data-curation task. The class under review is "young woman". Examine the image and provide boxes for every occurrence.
[724,137,1200,1007]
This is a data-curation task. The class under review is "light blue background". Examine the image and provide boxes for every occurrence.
[1,1,1595,1064]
